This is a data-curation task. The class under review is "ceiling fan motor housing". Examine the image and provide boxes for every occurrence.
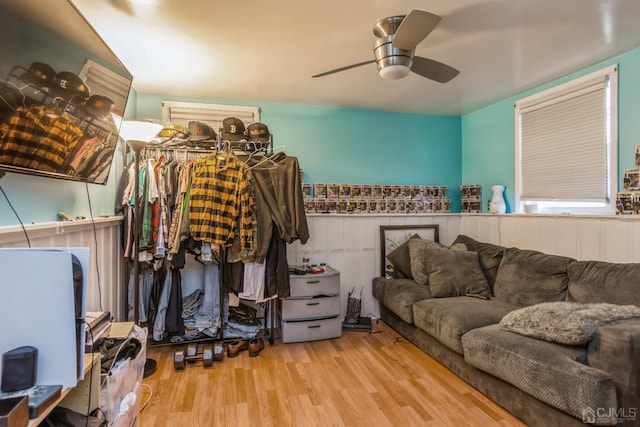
[372,15,413,79]
[374,35,414,72]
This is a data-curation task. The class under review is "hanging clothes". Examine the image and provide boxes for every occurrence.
[0,105,83,172]
[250,151,309,262]
[189,151,254,253]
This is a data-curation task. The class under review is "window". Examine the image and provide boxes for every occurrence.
[78,59,132,117]
[514,65,617,215]
[161,100,260,133]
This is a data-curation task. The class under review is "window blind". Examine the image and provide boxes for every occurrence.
[78,59,131,116]
[516,68,615,204]
[161,100,260,133]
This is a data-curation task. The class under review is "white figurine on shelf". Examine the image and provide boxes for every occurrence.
[489,185,506,214]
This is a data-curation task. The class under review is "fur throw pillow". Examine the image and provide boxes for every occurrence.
[500,301,640,345]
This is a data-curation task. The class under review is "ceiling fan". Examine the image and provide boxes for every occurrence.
[312,9,459,83]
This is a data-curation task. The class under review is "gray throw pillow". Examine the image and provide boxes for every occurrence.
[386,234,421,279]
[408,238,443,285]
[452,235,506,288]
[408,239,467,285]
[424,247,491,298]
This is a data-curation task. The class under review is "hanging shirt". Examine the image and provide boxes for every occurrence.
[189,152,254,252]
[0,105,83,173]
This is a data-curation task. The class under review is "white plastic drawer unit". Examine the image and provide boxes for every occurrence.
[288,267,340,297]
[281,266,342,343]
[281,295,340,320]
[281,317,342,343]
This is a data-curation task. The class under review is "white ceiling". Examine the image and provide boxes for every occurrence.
[68,0,640,116]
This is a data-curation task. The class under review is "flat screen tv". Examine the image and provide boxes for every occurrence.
[0,0,133,185]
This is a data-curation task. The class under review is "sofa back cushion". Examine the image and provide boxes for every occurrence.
[493,248,574,306]
[452,235,506,289]
[567,260,640,307]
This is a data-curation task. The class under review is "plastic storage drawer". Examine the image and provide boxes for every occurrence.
[281,317,342,343]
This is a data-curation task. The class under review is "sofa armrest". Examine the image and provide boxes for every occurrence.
[588,320,640,418]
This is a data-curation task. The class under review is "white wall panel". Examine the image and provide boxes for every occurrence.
[603,220,631,262]
[0,217,126,320]
[576,218,604,261]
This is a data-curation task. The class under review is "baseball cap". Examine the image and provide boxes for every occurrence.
[158,123,186,138]
[221,117,246,141]
[80,95,114,118]
[188,121,217,141]
[54,71,90,100]
[19,62,57,93]
[247,122,271,143]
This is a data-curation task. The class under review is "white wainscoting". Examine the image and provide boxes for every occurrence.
[289,213,640,319]
[0,216,126,320]
[459,213,640,263]
[3,213,638,324]
[287,214,461,319]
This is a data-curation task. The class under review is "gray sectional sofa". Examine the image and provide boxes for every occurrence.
[372,234,640,426]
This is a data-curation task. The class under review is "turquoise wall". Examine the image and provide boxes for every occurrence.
[136,93,462,207]
[0,90,461,226]
[461,47,640,212]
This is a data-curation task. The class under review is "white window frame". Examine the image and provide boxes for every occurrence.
[161,100,260,134]
[514,65,618,215]
[78,58,132,117]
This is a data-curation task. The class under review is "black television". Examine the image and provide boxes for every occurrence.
[0,0,133,185]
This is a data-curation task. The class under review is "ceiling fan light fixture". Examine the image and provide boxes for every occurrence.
[378,64,411,80]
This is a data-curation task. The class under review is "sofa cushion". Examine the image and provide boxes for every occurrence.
[424,248,491,298]
[492,248,574,306]
[462,324,619,423]
[413,297,520,354]
[567,260,640,307]
[452,235,506,289]
[499,301,640,345]
[408,238,467,286]
[372,277,431,324]
[386,234,421,279]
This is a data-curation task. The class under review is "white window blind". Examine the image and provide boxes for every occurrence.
[515,65,617,212]
[78,59,132,116]
[161,100,260,134]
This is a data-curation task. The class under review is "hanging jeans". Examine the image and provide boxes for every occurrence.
[153,266,173,341]
[195,264,221,336]
[127,268,154,322]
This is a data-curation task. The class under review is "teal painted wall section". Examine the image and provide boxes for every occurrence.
[461,47,640,212]
[136,93,463,209]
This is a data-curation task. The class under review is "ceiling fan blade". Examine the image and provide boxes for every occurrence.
[411,56,460,83]
[392,9,442,51]
[312,60,376,78]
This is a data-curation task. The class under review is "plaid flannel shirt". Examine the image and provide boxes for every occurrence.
[189,152,254,252]
[0,106,82,172]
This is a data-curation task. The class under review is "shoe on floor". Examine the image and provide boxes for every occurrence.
[248,337,265,357]
[227,340,249,358]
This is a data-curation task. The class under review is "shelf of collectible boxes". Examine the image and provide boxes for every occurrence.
[302,183,451,214]
[460,184,482,213]
[617,167,640,215]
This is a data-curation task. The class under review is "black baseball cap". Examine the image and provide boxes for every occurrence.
[247,122,271,143]
[188,121,217,141]
[80,95,114,117]
[54,71,90,100]
[19,62,57,93]
[221,117,246,141]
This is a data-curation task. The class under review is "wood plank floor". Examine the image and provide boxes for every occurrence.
[140,322,527,427]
